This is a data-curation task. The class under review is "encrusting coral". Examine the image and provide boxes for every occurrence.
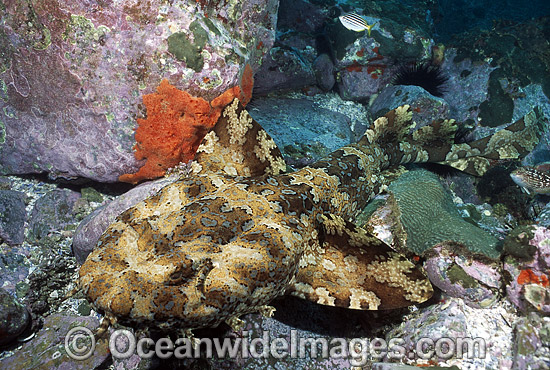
[386,169,500,259]
[119,64,254,184]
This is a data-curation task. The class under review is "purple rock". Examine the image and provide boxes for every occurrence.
[0,287,30,346]
[73,175,178,264]
[513,313,550,369]
[0,249,30,295]
[28,188,81,244]
[0,313,109,370]
[440,48,496,123]
[0,189,26,245]
[339,66,392,101]
[385,298,514,368]
[424,242,501,309]
[313,54,335,92]
[370,85,451,125]
[253,47,316,95]
[504,226,550,313]
[0,0,278,182]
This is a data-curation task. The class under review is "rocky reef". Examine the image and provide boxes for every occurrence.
[0,0,277,182]
[1,0,550,369]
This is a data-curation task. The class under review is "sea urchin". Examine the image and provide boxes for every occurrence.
[391,63,448,97]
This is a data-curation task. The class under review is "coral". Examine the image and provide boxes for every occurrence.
[119,64,254,184]
[518,269,549,287]
[386,169,500,258]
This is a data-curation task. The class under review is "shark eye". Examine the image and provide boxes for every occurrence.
[166,258,214,287]
[169,271,184,284]
[166,258,195,286]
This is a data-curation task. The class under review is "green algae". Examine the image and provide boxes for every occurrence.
[0,118,6,145]
[62,15,110,46]
[502,225,537,260]
[447,263,478,289]
[81,187,103,203]
[167,20,209,72]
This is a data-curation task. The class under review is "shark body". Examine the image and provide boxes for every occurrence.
[79,99,541,330]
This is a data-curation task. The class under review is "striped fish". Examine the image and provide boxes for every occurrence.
[339,12,377,36]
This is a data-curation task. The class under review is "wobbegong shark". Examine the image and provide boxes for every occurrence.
[79,99,541,331]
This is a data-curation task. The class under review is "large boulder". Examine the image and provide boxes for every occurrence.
[0,0,278,182]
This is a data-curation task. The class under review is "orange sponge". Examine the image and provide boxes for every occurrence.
[119,64,254,184]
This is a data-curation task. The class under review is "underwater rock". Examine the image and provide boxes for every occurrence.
[424,242,501,309]
[385,298,514,368]
[338,61,392,101]
[28,188,81,245]
[439,48,496,124]
[73,175,179,264]
[0,189,26,245]
[513,313,550,369]
[0,0,278,182]
[313,53,336,92]
[0,287,30,346]
[535,201,550,227]
[253,46,316,95]
[277,0,328,34]
[369,169,501,259]
[504,226,550,313]
[248,97,354,167]
[0,249,30,296]
[253,0,327,95]
[327,13,433,101]
[370,85,451,127]
[0,313,108,369]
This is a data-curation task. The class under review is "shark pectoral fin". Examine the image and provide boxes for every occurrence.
[194,98,287,178]
[287,214,433,310]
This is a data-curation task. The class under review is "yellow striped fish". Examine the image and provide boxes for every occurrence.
[339,12,377,36]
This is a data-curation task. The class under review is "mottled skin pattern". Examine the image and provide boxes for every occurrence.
[79,100,542,331]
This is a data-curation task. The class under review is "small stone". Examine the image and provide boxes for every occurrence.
[0,313,109,369]
[0,190,27,246]
[0,287,30,346]
[72,176,179,264]
[424,242,501,309]
[313,53,335,91]
[28,188,81,245]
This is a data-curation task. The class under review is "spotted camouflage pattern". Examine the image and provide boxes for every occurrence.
[79,99,542,331]
[511,166,550,194]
